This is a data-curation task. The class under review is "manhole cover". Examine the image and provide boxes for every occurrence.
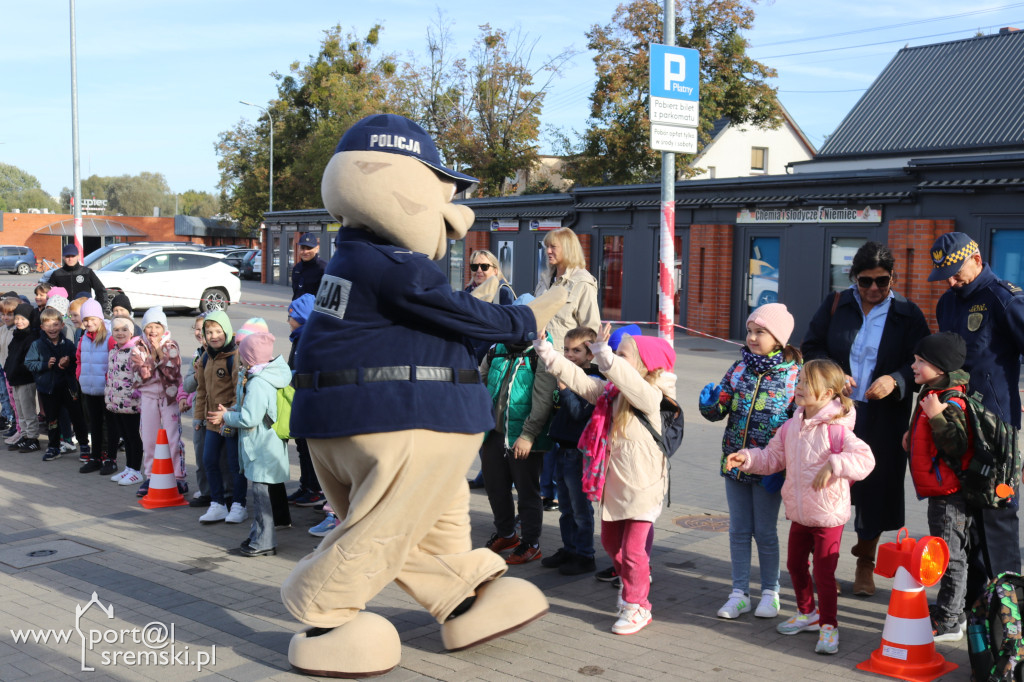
[0,539,100,569]
[675,514,730,532]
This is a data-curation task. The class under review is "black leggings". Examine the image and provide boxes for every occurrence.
[82,394,109,461]
[109,411,143,472]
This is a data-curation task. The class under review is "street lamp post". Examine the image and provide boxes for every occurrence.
[239,101,273,212]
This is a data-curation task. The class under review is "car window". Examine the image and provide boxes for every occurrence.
[138,254,170,273]
[18,247,28,256]
[101,252,149,271]
[171,253,218,271]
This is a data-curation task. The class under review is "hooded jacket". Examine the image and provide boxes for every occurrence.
[738,400,875,528]
[5,325,38,386]
[194,310,237,434]
[25,332,78,394]
[536,339,674,523]
[222,355,291,484]
[131,330,182,406]
[105,335,142,414]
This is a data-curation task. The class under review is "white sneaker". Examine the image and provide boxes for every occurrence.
[224,502,248,524]
[777,609,820,635]
[199,502,228,524]
[117,468,143,485]
[755,590,781,618]
[110,468,129,482]
[717,589,752,619]
[612,602,652,635]
[815,624,839,654]
[192,490,203,499]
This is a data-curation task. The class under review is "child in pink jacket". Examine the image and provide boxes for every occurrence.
[726,358,874,656]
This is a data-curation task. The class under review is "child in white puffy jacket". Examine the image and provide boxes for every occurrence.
[726,358,874,656]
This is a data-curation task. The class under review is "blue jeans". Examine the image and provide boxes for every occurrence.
[248,482,275,551]
[540,446,558,499]
[927,492,969,626]
[203,428,246,506]
[555,447,595,558]
[724,476,782,594]
[0,367,13,422]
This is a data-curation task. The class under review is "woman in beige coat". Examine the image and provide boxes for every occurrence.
[534,324,676,636]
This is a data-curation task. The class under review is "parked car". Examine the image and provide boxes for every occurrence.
[0,246,36,275]
[96,249,241,313]
[222,249,257,278]
[39,241,204,283]
[252,249,262,279]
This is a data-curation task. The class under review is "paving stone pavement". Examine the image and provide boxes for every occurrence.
[0,280,995,680]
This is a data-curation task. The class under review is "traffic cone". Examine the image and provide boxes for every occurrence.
[856,564,957,681]
[138,429,187,509]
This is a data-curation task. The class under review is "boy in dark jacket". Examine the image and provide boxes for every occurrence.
[284,294,323,507]
[6,303,40,452]
[541,326,603,576]
[902,331,971,643]
[25,307,89,461]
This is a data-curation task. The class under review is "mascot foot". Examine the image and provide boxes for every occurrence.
[441,577,549,651]
[526,287,569,336]
[288,612,401,678]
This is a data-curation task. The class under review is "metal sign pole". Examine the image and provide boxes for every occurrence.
[69,0,83,257]
[658,0,676,342]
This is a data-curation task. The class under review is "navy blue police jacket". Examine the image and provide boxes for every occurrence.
[936,264,1024,429]
[291,256,327,301]
[290,228,538,439]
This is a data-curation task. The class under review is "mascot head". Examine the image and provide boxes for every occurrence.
[322,114,478,260]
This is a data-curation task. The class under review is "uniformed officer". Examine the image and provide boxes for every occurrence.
[929,231,1024,616]
[291,233,326,300]
[49,243,108,311]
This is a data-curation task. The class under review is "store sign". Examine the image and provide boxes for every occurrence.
[529,218,561,231]
[649,44,700,154]
[736,206,883,224]
[489,219,519,231]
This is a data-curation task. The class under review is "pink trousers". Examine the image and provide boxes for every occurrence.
[601,519,653,610]
[787,521,843,628]
[139,388,185,480]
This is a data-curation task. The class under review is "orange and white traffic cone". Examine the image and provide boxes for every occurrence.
[138,429,187,509]
[857,560,957,681]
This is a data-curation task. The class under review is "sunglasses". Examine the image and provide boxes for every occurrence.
[470,263,492,272]
[857,275,892,289]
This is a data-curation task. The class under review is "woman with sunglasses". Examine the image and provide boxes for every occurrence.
[802,241,929,597]
[466,250,516,305]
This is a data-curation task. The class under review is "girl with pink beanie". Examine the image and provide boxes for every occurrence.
[534,323,675,636]
[698,303,801,622]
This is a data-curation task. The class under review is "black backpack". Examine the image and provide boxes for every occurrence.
[938,388,1022,509]
[632,396,684,459]
[968,572,1024,682]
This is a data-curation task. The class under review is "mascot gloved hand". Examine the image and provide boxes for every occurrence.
[282,114,561,678]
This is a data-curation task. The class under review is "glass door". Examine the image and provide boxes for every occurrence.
[600,234,624,321]
[746,236,780,317]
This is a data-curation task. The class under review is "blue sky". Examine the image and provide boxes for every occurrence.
[4,0,1023,200]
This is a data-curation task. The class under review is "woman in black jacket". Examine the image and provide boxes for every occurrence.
[801,242,929,596]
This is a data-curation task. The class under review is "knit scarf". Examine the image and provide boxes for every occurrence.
[577,383,620,501]
[742,347,784,376]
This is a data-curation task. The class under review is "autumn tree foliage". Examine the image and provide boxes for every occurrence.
[563,0,781,186]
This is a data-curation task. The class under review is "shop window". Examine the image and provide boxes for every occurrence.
[830,237,868,292]
[751,147,767,173]
[448,240,464,291]
[991,229,1024,284]
[747,236,779,315]
[600,235,624,321]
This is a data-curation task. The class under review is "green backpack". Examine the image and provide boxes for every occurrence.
[968,572,1024,682]
[273,385,294,440]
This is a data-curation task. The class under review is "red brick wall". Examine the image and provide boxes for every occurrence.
[578,233,592,272]
[0,213,179,265]
[886,218,956,331]
[687,224,734,339]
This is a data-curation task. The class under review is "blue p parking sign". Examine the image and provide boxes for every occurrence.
[649,44,699,101]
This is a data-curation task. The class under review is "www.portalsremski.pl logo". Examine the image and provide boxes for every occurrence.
[9,592,216,672]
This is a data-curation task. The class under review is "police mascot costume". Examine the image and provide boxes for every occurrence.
[282,114,566,677]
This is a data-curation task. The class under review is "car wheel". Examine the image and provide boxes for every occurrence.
[16,263,31,276]
[200,288,229,313]
[756,290,778,307]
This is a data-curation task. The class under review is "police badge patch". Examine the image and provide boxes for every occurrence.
[76,275,85,283]
[968,312,984,332]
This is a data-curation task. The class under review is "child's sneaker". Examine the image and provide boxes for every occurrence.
[595,566,619,582]
[309,513,339,537]
[777,609,820,635]
[99,460,117,477]
[79,460,102,474]
[4,429,21,444]
[932,618,964,642]
[176,480,189,495]
[199,502,228,524]
[225,502,248,524]
[135,479,150,497]
[293,490,324,507]
[41,447,61,461]
[19,438,40,453]
[611,603,652,635]
[8,436,27,451]
[287,486,310,503]
[118,468,143,485]
[717,589,752,619]
[815,624,839,654]
[78,443,90,457]
[755,590,781,618]
[485,532,520,554]
[506,543,542,565]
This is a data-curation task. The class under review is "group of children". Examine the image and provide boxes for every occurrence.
[697,302,974,656]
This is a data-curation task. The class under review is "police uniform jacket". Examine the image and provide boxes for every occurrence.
[291,256,326,300]
[49,264,107,307]
[290,228,537,440]
[936,264,1024,429]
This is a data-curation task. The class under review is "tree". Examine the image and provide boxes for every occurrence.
[178,190,219,218]
[562,0,781,186]
[216,24,415,229]
[59,172,183,216]
[0,163,60,212]
[407,20,576,197]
